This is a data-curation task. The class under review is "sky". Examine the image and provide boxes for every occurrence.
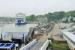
[0,0,75,17]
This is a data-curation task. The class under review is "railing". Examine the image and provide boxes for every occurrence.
[40,40,51,50]
[20,39,37,50]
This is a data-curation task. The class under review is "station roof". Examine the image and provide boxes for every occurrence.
[0,24,37,40]
[62,30,75,44]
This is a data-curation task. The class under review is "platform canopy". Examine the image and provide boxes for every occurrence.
[62,31,75,44]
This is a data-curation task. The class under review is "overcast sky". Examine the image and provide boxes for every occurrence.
[0,0,75,17]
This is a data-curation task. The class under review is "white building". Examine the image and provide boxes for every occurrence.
[61,29,75,50]
[1,23,37,41]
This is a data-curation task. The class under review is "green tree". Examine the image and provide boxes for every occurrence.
[26,15,36,21]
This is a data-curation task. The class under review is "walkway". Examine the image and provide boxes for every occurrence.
[48,23,65,41]
[30,33,48,50]
[30,40,45,50]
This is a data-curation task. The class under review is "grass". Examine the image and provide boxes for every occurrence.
[47,41,69,50]
[52,42,68,50]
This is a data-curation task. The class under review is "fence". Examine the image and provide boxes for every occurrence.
[40,40,51,50]
[20,39,37,50]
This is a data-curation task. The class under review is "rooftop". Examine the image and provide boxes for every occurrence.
[62,30,75,44]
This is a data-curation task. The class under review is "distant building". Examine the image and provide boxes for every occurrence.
[72,17,75,22]
[62,16,75,23]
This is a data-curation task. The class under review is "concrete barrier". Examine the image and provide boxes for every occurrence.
[20,39,37,50]
[40,40,51,50]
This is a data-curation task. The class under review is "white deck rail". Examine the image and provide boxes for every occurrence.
[40,40,51,50]
[20,39,37,50]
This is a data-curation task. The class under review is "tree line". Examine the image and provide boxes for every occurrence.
[26,10,75,23]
